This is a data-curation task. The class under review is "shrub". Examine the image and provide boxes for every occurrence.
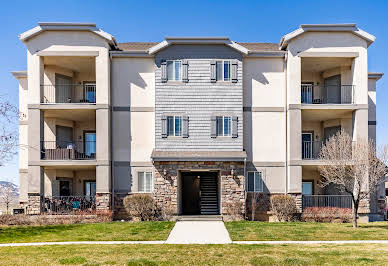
[224,201,244,221]
[270,195,297,222]
[123,194,156,221]
[301,207,352,223]
[246,192,270,221]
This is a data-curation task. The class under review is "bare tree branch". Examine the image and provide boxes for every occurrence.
[318,130,388,228]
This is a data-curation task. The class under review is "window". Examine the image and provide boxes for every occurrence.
[167,60,182,81]
[84,83,96,103]
[138,171,153,192]
[302,181,313,195]
[216,116,231,136]
[84,181,96,197]
[167,116,182,136]
[216,60,231,81]
[247,171,263,192]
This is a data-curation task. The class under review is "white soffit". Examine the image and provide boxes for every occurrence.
[280,24,376,49]
[19,22,117,47]
[148,37,249,55]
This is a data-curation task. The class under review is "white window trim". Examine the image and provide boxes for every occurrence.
[246,171,264,192]
[167,115,182,137]
[137,171,153,193]
[216,116,231,137]
[216,60,231,82]
[167,60,182,81]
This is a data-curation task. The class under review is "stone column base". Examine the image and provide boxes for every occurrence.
[96,193,111,214]
[26,193,41,215]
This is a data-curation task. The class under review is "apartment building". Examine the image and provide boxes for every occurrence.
[12,22,385,220]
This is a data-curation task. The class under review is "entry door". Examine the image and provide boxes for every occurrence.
[84,132,96,157]
[84,181,96,196]
[324,75,341,103]
[182,175,200,215]
[324,126,341,142]
[55,74,72,103]
[56,126,73,148]
[302,132,313,159]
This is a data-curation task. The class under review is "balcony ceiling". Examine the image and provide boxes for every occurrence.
[44,109,96,122]
[43,56,95,73]
[302,109,353,121]
[301,57,352,72]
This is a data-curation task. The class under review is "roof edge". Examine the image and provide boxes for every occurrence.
[368,72,384,81]
[280,23,376,49]
[19,22,117,47]
[11,70,27,79]
[148,37,249,55]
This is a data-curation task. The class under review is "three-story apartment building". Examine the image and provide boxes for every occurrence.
[12,22,385,220]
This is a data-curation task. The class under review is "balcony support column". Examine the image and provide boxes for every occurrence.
[287,108,302,194]
[96,108,111,212]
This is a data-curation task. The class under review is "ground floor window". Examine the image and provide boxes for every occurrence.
[138,171,153,192]
[247,171,263,192]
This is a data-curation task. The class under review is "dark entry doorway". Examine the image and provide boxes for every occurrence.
[181,172,219,215]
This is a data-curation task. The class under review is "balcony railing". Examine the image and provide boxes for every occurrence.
[41,141,96,160]
[302,195,353,210]
[302,141,323,160]
[43,196,96,215]
[41,84,96,103]
[301,84,354,104]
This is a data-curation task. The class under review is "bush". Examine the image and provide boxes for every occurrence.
[246,192,270,221]
[301,207,352,223]
[0,212,112,226]
[270,195,297,222]
[123,194,156,221]
[224,201,244,221]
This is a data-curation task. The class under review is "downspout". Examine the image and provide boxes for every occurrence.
[284,52,288,195]
[110,53,115,212]
[243,157,247,219]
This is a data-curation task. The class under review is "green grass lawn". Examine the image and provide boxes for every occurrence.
[225,221,388,241]
[0,244,387,265]
[0,222,175,243]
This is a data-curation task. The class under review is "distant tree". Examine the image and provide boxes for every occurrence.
[318,130,388,228]
[0,97,20,166]
[1,181,13,214]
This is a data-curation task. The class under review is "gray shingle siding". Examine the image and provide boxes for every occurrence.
[155,44,243,151]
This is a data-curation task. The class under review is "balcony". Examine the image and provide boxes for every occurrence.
[41,141,96,160]
[43,196,96,215]
[301,84,354,104]
[302,195,353,210]
[302,141,323,160]
[41,84,96,104]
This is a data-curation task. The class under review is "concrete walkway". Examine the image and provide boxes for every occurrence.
[1,240,388,247]
[166,221,232,244]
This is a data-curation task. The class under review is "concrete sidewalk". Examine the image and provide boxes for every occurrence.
[166,221,232,244]
[1,240,388,247]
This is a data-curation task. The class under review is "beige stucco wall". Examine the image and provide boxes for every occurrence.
[368,78,377,142]
[243,58,285,107]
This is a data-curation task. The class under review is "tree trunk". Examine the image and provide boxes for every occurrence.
[352,202,359,228]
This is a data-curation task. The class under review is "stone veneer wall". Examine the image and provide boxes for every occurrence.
[26,193,41,215]
[153,161,245,216]
[96,193,111,213]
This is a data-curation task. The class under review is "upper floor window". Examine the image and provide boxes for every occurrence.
[247,171,263,192]
[216,60,231,81]
[138,171,153,192]
[167,116,182,136]
[167,60,182,81]
[216,116,231,136]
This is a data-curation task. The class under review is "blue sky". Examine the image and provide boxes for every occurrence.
[1,0,387,184]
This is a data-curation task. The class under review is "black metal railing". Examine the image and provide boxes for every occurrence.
[301,84,354,104]
[302,141,323,160]
[43,196,96,214]
[302,195,353,210]
[41,84,96,103]
[41,141,96,160]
